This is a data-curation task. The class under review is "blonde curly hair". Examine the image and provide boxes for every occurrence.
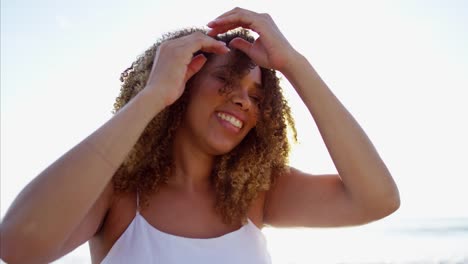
[112,28,296,225]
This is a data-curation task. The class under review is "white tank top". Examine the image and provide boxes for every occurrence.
[101,196,272,264]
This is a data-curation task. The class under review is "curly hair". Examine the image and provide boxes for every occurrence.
[112,27,296,225]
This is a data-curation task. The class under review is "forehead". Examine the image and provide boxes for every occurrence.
[205,52,262,85]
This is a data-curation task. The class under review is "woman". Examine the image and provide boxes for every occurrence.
[0,7,400,263]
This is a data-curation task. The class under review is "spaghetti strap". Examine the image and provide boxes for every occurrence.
[136,190,140,214]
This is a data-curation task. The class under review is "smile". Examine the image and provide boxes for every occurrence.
[217,112,244,129]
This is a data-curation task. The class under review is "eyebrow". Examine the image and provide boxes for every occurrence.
[253,82,263,91]
[214,65,230,71]
[213,65,263,90]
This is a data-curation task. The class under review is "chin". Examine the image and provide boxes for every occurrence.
[206,139,240,156]
[210,145,237,156]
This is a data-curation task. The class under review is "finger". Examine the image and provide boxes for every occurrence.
[210,8,239,21]
[207,13,260,36]
[208,7,256,25]
[185,54,207,81]
[207,23,253,37]
[228,37,253,56]
[184,33,230,54]
[198,40,231,54]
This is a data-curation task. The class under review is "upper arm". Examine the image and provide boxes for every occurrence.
[263,167,370,228]
[53,182,114,259]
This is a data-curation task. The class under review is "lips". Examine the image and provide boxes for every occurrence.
[217,112,244,129]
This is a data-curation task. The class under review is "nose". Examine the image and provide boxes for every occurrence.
[230,87,252,111]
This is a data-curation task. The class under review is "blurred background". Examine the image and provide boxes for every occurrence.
[2,0,467,263]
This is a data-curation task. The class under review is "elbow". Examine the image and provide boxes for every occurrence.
[1,239,27,264]
[391,189,401,212]
[382,182,401,216]
[1,246,48,264]
[368,175,401,221]
[379,192,400,218]
[1,224,28,264]
[0,222,58,264]
[368,189,401,222]
[354,188,401,225]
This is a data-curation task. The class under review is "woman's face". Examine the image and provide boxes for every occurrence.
[181,52,263,155]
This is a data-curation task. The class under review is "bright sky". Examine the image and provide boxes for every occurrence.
[1,0,468,226]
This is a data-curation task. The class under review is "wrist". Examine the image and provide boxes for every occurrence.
[279,51,307,78]
[135,87,167,118]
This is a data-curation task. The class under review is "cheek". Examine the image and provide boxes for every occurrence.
[185,83,224,120]
[252,106,266,129]
[191,80,223,100]
[252,106,262,122]
[244,112,259,132]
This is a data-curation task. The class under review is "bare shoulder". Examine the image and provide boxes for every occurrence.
[54,182,115,261]
[88,189,136,263]
[263,166,357,227]
[263,166,398,228]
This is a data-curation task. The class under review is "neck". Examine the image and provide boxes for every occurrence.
[169,126,215,193]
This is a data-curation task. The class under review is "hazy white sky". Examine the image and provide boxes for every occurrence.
[2,0,467,222]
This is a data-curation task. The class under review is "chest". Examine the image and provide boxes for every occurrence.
[140,189,243,238]
[91,189,265,263]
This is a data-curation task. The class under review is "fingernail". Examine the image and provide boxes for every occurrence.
[208,18,221,25]
[207,29,216,36]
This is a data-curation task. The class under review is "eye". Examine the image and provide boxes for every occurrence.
[249,95,262,105]
[249,95,259,101]
[214,74,228,83]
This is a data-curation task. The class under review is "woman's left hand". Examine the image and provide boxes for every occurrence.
[207,7,299,72]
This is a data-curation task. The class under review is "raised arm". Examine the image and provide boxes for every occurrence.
[0,82,166,263]
[207,7,399,227]
[264,52,399,227]
[0,32,229,263]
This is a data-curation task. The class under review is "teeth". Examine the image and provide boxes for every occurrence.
[217,112,243,129]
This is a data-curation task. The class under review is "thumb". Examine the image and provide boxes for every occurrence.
[229,38,253,56]
[185,54,207,82]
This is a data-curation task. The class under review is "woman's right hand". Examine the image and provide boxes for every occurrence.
[144,32,230,107]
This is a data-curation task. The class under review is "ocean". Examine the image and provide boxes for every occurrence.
[263,217,468,264]
[10,217,467,264]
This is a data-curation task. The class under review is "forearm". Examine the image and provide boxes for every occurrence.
[282,54,400,212]
[1,88,164,255]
